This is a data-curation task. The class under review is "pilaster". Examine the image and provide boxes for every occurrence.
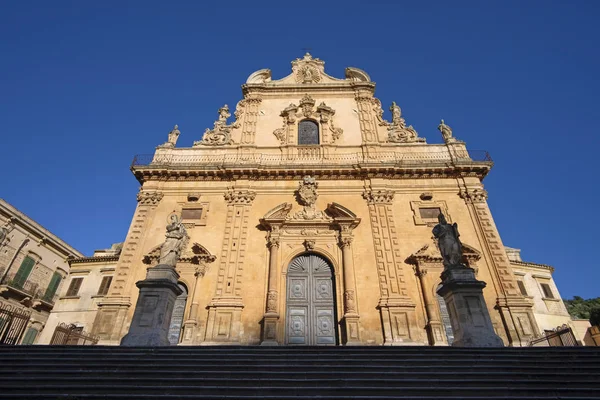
[203,188,255,344]
[363,186,420,345]
[339,235,361,345]
[459,185,538,346]
[92,190,163,344]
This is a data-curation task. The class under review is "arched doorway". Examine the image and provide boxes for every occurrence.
[285,253,337,345]
[168,282,188,345]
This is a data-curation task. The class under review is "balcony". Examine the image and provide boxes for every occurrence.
[0,274,58,311]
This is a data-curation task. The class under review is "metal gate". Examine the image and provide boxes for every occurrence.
[49,323,99,345]
[285,254,337,345]
[528,324,579,347]
[0,301,31,345]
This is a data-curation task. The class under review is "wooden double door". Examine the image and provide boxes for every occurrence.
[285,253,337,345]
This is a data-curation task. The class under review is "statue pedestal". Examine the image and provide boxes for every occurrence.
[437,267,504,347]
[120,264,183,346]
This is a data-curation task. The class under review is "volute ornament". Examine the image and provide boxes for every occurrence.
[137,190,164,205]
[387,102,425,144]
[194,104,240,147]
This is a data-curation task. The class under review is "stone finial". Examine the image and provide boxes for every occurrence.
[194,104,240,147]
[386,102,425,144]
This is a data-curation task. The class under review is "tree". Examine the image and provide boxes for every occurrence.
[563,297,600,321]
[590,308,600,327]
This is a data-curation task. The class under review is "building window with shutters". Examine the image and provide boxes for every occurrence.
[97,276,112,296]
[12,256,36,288]
[298,120,319,145]
[42,271,62,302]
[65,277,83,297]
[21,327,38,345]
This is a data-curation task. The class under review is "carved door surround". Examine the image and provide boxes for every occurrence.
[259,202,361,345]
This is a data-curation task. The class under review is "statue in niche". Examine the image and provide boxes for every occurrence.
[194,104,239,146]
[387,101,424,144]
[158,125,180,148]
[432,213,464,270]
[438,119,457,143]
[159,215,188,268]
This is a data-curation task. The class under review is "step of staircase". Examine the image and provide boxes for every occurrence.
[0,346,598,399]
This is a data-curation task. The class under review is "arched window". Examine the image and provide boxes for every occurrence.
[436,284,454,345]
[298,120,319,145]
[168,283,188,345]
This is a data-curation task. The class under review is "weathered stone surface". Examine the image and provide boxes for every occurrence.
[437,268,504,347]
[120,264,183,346]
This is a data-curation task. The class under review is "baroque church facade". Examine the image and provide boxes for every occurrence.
[89,54,549,346]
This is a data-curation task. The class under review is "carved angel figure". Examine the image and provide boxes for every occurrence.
[159,215,188,267]
[432,213,463,270]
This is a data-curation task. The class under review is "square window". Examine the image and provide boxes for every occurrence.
[540,283,554,299]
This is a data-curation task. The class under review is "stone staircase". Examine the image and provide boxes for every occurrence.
[0,346,599,399]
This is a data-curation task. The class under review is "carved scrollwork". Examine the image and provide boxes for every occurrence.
[292,176,328,220]
[459,188,488,203]
[362,189,395,205]
[386,102,425,144]
[224,189,256,205]
[266,290,278,313]
[137,190,164,205]
[194,104,240,147]
[344,290,356,313]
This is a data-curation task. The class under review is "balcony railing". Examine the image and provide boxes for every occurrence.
[2,273,40,298]
[1,274,58,307]
[132,150,492,170]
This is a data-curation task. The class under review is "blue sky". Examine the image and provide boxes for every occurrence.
[1,1,598,298]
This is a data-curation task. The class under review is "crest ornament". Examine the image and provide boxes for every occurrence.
[386,101,425,144]
[292,176,328,220]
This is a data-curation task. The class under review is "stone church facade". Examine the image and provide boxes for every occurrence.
[91,54,545,346]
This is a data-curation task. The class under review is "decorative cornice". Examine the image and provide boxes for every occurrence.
[137,190,163,205]
[362,189,395,205]
[224,189,256,205]
[69,255,120,265]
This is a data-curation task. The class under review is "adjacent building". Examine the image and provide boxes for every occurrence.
[0,199,82,345]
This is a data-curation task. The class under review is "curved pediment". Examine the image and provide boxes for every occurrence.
[246,69,272,84]
[407,242,481,265]
[326,202,358,219]
[143,242,216,265]
[262,203,293,220]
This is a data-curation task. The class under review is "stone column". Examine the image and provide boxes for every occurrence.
[340,235,361,345]
[437,267,503,347]
[180,269,201,345]
[120,264,183,346]
[261,234,280,345]
[415,266,447,345]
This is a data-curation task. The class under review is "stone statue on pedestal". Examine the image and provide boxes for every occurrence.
[159,215,188,267]
[432,213,463,269]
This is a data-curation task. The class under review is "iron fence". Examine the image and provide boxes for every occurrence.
[131,149,492,169]
[0,301,31,345]
[528,324,579,347]
[50,323,99,346]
